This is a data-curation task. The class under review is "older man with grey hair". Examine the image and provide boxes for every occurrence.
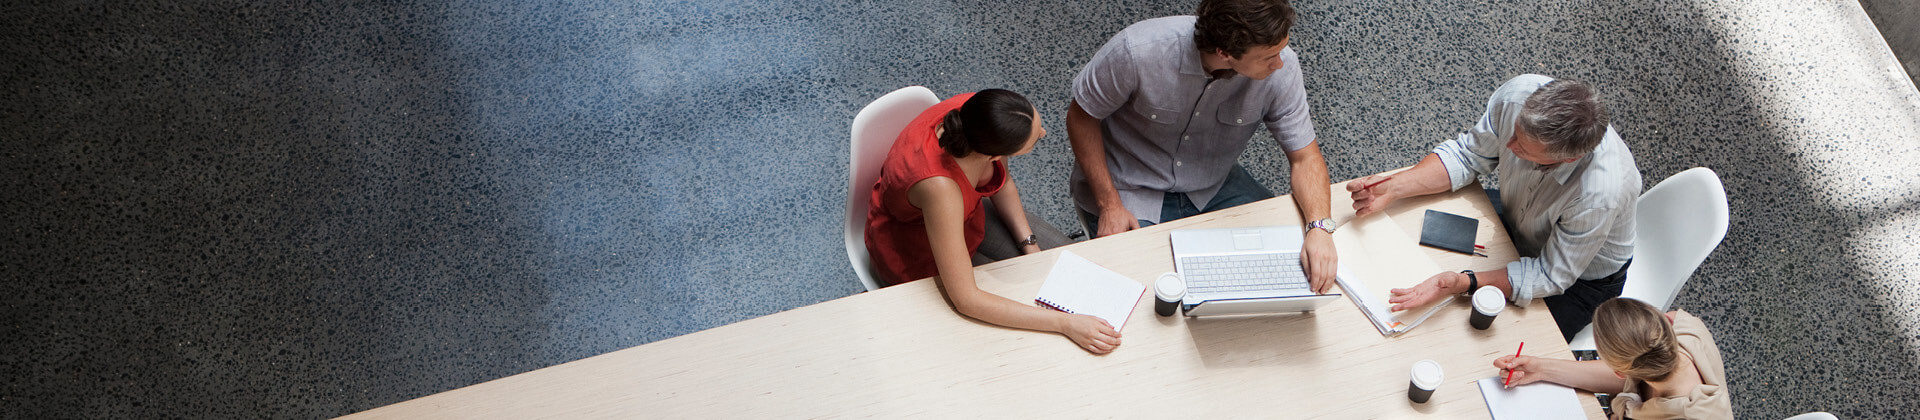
[1347,74,1641,340]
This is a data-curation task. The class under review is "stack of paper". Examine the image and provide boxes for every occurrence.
[1330,213,1453,336]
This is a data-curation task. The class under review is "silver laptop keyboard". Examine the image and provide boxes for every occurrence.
[1180,252,1309,294]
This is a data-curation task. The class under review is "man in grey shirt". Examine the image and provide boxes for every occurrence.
[1067,0,1338,292]
[1348,74,1640,340]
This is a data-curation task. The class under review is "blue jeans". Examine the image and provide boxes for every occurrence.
[1080,164,1273,239]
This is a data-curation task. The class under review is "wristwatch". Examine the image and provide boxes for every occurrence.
[1016,234,1038,248]
[1306,218,1337,234]
[1460,270,1479,294]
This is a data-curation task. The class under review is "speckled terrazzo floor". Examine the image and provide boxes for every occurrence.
[3,0,1916,418]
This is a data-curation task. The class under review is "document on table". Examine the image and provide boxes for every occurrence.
[1475,377,1586,420]
[1331,212,1453,336]
[1033,250,1146,331]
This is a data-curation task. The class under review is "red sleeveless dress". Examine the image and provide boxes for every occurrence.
[864,92,1007,286]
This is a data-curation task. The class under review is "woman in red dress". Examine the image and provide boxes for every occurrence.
[865,89,1116,354]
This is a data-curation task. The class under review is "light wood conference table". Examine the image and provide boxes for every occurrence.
[347,174,1605,419]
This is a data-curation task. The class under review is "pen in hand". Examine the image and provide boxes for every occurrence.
[1503,342,1525,387]
[1356,178,1391,216]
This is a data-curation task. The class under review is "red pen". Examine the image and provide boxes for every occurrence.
[1361,178,1389,191]
[1503,342,1525,386]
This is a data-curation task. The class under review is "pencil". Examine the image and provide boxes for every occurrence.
[1503,342,1525,386]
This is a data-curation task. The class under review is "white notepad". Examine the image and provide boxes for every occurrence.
[1033,251,1146,331]
[1475,377,1587,420]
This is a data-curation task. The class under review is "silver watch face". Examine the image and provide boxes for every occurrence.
[1311,219,1335,232]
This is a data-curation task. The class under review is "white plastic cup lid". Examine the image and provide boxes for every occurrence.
[1472,286,1506,314]
[1155,272,1186,300]
[1411,359,1445,389]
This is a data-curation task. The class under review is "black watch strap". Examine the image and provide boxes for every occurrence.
[1460,270,1478,294]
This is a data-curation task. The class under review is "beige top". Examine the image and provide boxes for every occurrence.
[1609,310,1734,420]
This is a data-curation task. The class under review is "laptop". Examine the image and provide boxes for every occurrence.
[1171,225,1342,316]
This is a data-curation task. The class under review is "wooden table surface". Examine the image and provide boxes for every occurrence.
[344,175,1604,419]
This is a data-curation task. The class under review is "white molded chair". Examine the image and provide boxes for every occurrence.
[845,86,940,292]
[1783,412,1838,420]
[1569,167,1729,352]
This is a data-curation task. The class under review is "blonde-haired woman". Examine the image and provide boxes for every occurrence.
[1493,298,1732,419]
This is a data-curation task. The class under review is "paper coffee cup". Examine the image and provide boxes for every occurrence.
[1408,359,1444,403]
[1154,272,1186,317]
[1469,286,1505,330]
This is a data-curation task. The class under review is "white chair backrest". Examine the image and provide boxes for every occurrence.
[845,86,940,292]
[1569,167,1729,351]
[1620,167,1729,311]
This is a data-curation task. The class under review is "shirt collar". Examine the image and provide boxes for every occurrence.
[1549,152,1588,185]
[1180,45,1208,77]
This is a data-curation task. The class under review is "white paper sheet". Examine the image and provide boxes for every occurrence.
[1475,377,1587,420]
[1033,251,1147,331]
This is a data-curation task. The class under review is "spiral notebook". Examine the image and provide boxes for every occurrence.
[1034,250,1147,331]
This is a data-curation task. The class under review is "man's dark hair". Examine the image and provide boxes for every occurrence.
[1193,0,1296,58]
[1518,79,1611,159]
[937,89,1035,157]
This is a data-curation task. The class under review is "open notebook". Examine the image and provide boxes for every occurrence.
[1034,250,1146,331]
[1331,212,1454,336]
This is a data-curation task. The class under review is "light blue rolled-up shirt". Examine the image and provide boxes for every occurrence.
[1431,74,1641,303]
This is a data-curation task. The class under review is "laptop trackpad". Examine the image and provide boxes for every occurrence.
[1233,232,1264,250]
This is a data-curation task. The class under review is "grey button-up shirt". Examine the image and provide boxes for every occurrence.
[1070,16,1317,223]
[1433,74,1641,303]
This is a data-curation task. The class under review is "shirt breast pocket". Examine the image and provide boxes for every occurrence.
[1216,103,1262,127]
[1130,100,1181,134]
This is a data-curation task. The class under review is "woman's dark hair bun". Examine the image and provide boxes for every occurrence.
[936,89,1035,158]
[938,110,971,156]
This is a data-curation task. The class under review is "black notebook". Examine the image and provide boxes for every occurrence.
[1419,210,1479,255]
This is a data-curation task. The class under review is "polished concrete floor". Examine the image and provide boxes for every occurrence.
[3,0,1917,418]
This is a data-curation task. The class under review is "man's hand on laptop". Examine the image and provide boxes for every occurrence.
[1302,231,1337,293]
